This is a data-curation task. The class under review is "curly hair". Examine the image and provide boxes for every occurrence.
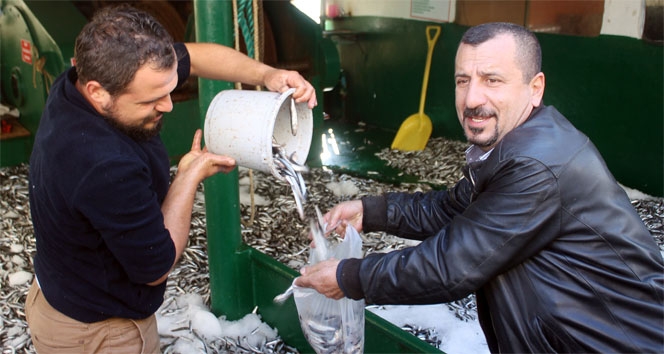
[74,4,175,96]
[461,22,542,83]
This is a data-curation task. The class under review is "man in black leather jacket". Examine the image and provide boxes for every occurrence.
[295,22,664,353]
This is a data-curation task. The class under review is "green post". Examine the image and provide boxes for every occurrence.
[193,0,251,319]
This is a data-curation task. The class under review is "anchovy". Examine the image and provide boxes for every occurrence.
[273,285,295,304]
[290,97,298,136]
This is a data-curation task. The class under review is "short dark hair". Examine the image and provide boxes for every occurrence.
[461,22,542,82]
[74,4,175,96]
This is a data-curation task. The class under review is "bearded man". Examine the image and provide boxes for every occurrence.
[26,5,316,353]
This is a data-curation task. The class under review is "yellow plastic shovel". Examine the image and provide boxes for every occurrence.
[391,25,441,151]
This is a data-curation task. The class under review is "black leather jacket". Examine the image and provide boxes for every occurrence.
[338,105,664,353]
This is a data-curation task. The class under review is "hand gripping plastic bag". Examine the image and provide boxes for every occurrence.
[293,218,365,354]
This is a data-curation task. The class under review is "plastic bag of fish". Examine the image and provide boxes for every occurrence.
[293,220,365,354]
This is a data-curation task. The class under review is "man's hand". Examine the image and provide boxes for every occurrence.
[323,200,364,236]
[263,68,317,109]
[177,129,236,183]
[294,259,345,300]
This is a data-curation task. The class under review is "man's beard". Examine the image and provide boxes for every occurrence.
[102,103,163,142]
[463,106,499,149]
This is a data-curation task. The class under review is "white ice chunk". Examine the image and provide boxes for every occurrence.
[325,180,360,197]
[190,308,223,341]
[8,271,33,286]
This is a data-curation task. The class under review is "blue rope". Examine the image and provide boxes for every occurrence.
[237,0,255,59]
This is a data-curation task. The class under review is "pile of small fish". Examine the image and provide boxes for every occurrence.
[632,199,664,247]
[401,324,442,349]
[446,296,477,322]
[2,134,663,353]
[238,167,429,271]
[0,166,34,354]
[375,137,468,187]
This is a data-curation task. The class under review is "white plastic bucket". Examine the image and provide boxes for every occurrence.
[204,88,313,180]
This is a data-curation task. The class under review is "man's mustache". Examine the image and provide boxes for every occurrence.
[463,106,496,119]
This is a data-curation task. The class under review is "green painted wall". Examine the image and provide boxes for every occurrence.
[540,32,662,196]
[325,17,663,196]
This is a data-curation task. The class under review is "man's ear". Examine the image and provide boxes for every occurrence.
[529,72,545,107]
[84,80,111,107]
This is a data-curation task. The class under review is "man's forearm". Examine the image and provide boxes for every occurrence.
[184,42,271,86]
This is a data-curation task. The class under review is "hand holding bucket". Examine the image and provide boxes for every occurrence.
[204,88,313,180]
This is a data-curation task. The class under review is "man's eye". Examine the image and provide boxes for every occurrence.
[456,78,468,86]
[142,99,159,105]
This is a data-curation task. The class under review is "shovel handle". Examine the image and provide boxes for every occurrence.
[426,25,441,49]
[419,26,441,115]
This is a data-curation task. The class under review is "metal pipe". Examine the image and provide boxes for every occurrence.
[193,0,251,320]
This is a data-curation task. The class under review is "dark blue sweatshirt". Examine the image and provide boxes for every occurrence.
[29,44,191,322]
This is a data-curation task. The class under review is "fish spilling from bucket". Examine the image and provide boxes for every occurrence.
[273,141,309,220]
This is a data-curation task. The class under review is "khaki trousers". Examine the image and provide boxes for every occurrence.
[25,281,160,354]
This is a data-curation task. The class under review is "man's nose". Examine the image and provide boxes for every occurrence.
[464,81,486,109]
[156,95,174,113]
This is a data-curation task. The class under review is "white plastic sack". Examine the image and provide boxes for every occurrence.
[293,220,365,354]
